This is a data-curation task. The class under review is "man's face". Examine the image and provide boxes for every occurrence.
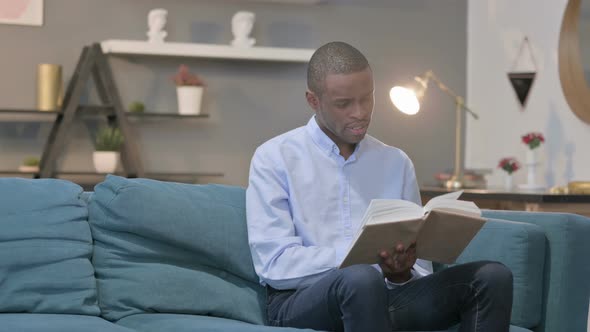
[307,68,375,151]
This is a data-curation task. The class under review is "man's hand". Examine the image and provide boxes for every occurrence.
[378,242,417,283]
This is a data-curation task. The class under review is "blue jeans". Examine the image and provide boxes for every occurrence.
[266,261,513,332]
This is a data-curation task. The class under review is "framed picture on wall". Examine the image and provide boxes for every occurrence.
[0,0,43,27]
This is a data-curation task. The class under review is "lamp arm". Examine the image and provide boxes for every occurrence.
[424,71,479,120]
[419,70,479,189]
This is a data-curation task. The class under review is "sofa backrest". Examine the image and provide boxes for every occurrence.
[0,178,100,315]
[88,175,266,324]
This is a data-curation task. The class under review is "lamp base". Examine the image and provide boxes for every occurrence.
[444,176,464,190]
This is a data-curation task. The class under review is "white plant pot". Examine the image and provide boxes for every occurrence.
[176,86,204,115]
[18,165,39,173]
[93,151,119,173]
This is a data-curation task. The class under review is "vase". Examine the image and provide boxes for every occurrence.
[37,64,63,111]
[503,173,514,191]
[519,148,544,190]
[176,86,204,115]
[525,149,538,164]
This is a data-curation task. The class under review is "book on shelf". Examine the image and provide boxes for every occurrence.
[339,191,486,268]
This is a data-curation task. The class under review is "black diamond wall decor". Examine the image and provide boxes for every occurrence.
[508,71,536,109]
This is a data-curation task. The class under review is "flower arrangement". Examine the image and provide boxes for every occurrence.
[172,64,205,86]
[521,132,545,150]
[498,157,521,174]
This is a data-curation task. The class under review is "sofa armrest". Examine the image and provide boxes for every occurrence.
[482,210,590,332]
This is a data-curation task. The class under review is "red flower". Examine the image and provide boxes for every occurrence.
[521,132,545,150]
[172,64,206,86]
[498,157,520,174]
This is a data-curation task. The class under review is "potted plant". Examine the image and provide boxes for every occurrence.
[172,64,205,115]
[128,101,145,113]
[19,156,40,173]
[93,127,124,173]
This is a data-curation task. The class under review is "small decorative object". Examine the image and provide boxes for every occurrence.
[434,169,488,189]
[231,11,256,48]
[172,64,205,115]
[498,157,520,190]
[128,101,145,113]
[508,37,538,110]
[568,181,590,194]
[93,127,124,174]
[18,156,40,173]
[147,8,168,43]
[519,131,545,190]
[37,63,63,111]
[0,0,44,26]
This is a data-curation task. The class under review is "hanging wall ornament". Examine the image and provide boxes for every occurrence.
[507,37,538,110]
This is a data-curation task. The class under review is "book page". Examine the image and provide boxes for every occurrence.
[427,190,464,201]
[363,199,423,225]
[423,190,481,218]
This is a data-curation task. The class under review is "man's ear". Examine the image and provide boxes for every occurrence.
[305,90,320,111]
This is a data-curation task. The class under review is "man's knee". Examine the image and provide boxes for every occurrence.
[475,261,513,293]
[335,264,385,295]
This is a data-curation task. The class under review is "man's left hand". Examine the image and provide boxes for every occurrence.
[378,242,417,283]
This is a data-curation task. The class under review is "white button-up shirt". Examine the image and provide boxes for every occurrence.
[246,116,432,290]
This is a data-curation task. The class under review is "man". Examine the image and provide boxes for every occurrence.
[246,41,513,332]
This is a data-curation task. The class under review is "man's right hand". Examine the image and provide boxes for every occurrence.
[378,242,417,283]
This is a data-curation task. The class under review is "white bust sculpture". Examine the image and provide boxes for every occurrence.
[147,8,168,43]
[231,11,256,48]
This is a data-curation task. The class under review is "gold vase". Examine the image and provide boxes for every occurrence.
[37,64,63,111]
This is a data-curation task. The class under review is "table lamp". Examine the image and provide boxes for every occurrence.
[389,70,479,189]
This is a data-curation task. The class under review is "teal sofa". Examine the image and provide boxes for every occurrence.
[0,175,588,332]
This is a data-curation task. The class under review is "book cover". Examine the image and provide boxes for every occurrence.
[339,191,486,268]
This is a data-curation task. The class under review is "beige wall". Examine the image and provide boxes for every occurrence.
[466,0,590,190]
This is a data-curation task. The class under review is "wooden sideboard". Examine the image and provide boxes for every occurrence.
[421,187,590,217]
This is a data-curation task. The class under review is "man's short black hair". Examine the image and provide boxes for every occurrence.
[307,41,370,96]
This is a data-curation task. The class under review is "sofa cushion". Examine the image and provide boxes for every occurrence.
[0,314,136,332]
[451,218,546,329]
[0,178,99,315]
[89,175,266,323]
[117,313,321,332]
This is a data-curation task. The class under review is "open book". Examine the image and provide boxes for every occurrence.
[339,191,486,268]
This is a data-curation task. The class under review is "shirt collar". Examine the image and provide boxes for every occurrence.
[305,115,363,160]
